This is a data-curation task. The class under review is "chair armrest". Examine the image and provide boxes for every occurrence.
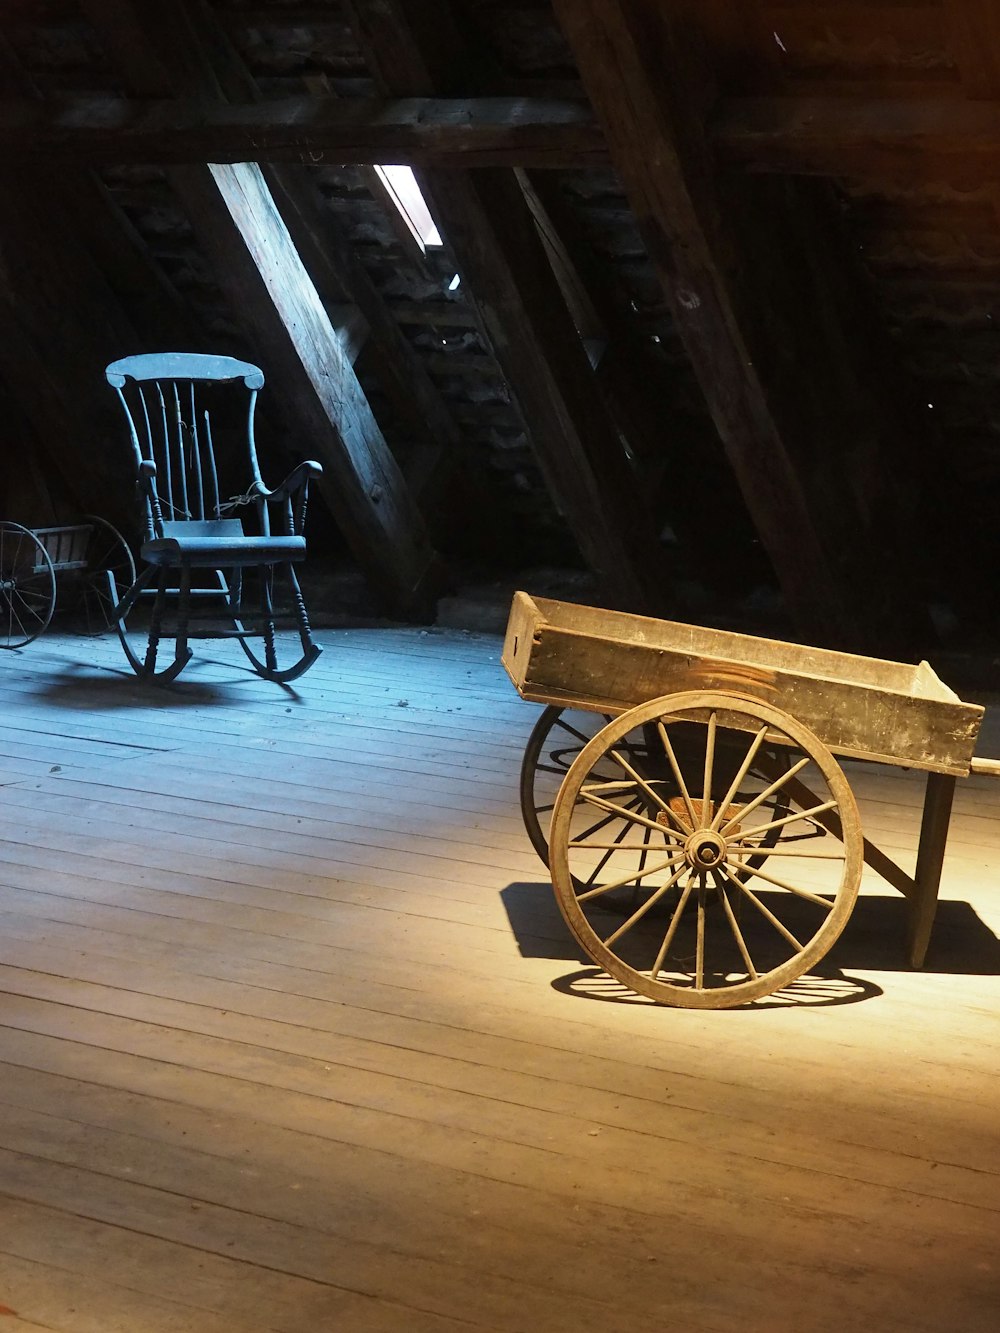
[258,459,323,503]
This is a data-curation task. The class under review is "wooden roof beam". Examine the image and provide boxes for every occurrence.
[553,0,928,653]
[0,93,603,167]
[341,0,670,614]
[128,0,471,511]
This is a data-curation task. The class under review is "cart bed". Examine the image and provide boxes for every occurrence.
[502,592,983,776]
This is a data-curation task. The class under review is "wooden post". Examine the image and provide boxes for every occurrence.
[909,773,958,968]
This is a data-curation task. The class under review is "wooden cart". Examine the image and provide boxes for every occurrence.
[503,591,998,1009]
[0,518,135,649]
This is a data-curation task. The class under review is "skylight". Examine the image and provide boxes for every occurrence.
[373,165,442,251]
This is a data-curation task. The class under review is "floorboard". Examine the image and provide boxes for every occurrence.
[1,628,998,1332]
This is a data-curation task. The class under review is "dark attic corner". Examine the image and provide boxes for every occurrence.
[2,0,999,678]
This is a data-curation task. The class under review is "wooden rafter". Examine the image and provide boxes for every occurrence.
[81,0,445,618]
[0,92,603,167]
[149,0,469,510]
[551,0,927,652]
[16,88,1000,183]
[341,0,669,614]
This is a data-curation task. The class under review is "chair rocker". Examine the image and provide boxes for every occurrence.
[105,352,323,684]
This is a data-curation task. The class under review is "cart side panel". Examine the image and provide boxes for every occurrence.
[528,595,933,696]
[501,590,540,694]
[513,622,984,776]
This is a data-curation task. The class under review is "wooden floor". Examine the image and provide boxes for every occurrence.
[0,626,999,1332]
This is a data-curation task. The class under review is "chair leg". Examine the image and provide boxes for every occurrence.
[137,566,193,685]
[287,563,316,656]
[236,562,322,683]
[109,564,156,677]
[143,570,168,675]
[260,562,277,674]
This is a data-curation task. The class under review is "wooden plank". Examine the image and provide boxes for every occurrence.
[1,628,999,1332]
[0,1249,275,1333]
[501,592,983,773]
[204,159,445,615]
[0,92,605,166]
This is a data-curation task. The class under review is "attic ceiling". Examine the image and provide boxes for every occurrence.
[0,0,997,655]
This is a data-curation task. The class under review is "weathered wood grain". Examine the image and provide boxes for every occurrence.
[502,592,984,774]
[0,92,605,166]
[0,627,998,1331]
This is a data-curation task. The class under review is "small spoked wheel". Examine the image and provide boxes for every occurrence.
[550,690,863,1008]
[0,521,56,648]
[79,515,137,634]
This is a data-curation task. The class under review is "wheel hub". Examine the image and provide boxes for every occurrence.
[684,828,728,870]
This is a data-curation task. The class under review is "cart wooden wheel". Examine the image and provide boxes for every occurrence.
[79,515,137,633]
[520,706,628,865]
[550,690,863,1008]
[0,521,56,648]
[522,704,791,896]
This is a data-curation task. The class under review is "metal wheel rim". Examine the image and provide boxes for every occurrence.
[550,690,863,1009]
[0,521,56,648]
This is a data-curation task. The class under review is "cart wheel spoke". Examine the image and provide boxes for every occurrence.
[732,799,838,842]
[609,747,688,834]
[650,875,696,980]
[702,712,717,826]
[718,863,806,951]
[579,810,650,887]
[713,871,759,980]
[550,690,863,1008]
[551,716,601,747]
[728,857,839,909]
[519,706,655,877]
[569,795,647,846]
[602,864,689,945]
[577,789,685,842]
[579,854,685,906]
[709,725,769,831]
[656,720,698,827]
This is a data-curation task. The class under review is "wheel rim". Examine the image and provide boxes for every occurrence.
[0,522,56,648]
[79,515,137,633]
[550,691,863,1009]
[519,707,627,866]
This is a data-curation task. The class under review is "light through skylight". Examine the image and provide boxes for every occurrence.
[374,165,443,250]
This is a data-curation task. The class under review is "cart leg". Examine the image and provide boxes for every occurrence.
[907,772,957,968]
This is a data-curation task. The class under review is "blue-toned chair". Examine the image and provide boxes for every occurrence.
[105,352,322,684]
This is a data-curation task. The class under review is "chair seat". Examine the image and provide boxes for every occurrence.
[142,534,307,568]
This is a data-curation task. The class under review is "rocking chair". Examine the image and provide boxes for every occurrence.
[105,352,323,684]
